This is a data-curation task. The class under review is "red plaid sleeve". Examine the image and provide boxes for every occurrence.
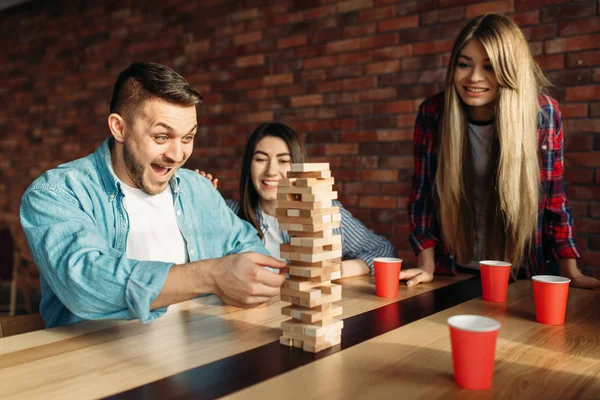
[540,96,581,260]
[407,95,443,254]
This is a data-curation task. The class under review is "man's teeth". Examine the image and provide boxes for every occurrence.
[466,87,487,93]
[263,181,278,187]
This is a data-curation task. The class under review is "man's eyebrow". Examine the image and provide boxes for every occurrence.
[153,123,198,134]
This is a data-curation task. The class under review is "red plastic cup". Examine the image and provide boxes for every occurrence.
[479,260,512,303]
[448,315,501,390]
[532,275,571,325]
[373,257,402,298]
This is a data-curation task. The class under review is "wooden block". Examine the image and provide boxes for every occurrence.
[290,235,342,247]
[277,184,334,195]
[294,177,335,187]
[292,258,342,268]
[278,200,333,210]
[330,270,341,280]
[278,178,296,187]
[320,283,342,297]
[281,323,342,344]
[303,319,344,337]
[280,336,294,347]
[287,229,334,238]
[303,336,341,353]
[286,170,331,179]
[286,249,342,263]
[280,287,322,301]
[281,304,343,324]
[279,221,340,233]
[284,291,342,308]
[301,191,337,202]
[291,163,330,172]
[293,339,304,348]
[276,207,339,218]
[283,276,331,291]
[277,212,341,225]
[280,242,342,255]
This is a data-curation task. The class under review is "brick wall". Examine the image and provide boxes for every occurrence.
[1,0,598,271]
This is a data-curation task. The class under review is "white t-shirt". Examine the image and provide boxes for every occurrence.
[119,182,188,265]
[464,122,495,269]
[261,209,285,260]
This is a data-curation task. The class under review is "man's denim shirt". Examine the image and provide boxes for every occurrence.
[20,138,268,328]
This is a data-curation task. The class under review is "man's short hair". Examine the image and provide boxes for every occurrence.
[109,62,203,122]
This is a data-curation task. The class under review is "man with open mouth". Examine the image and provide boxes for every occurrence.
[20,62,286,329]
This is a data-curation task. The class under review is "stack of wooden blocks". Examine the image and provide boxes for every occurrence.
[277,163,344,353]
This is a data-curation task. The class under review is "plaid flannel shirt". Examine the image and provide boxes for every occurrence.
[407,92,581,276]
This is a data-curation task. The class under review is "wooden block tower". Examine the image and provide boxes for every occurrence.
[277,163,344,353]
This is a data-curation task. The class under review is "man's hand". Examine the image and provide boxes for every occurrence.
[211,252,287,307]
[399,267,434,287]
[195,169,218,189]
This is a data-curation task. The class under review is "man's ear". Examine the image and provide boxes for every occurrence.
[108,113,126,143]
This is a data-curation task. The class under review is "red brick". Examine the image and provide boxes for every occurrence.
[547,70,591,87]
[324,92,360,105]
[566,51,600,68]
[373,44,413,60]
[290,94,323,108]
[564,119,600,133]
[566,86,600,102]
[402,54,445,70]
[295,119,357,132]
[597,170,600,183]
[277,84,305,97]
[590,238,600,252]
[466,0,514,18]
[232,8,260,21]
[342,76,377,91]
[569,201,589,217]
[271,11,304,25]
[535,54,564,71]
[379,183,411,196]
[396,0,436,14]
[566,185,600,200]
[359,5,396,21]
[305,5,335,19]
[344,182,381,194]
[341,131,378,142]
[594,69,600,83]
[560,104,588,118]
[358,196,397,209]
[564,168,595,183]
[558,18,600,37]
[591,202,600,218]
[395,114,417,127]
[418,69,446,83]
[377,129,412,142]
[420,7,464,26]
[365,60,400,75]
[522,24,557,41]
[184,40,210,53]
[540,3,596,24]
[338,0,374,13]
[327,38,362,53]
[591,103,600,117]
[235,54,265,68]
[344,24,377,38]
[325,143,359,156]
[263,73,294,86]
[328,65,363,79]
[580,251,600,268]
[565,151,600,167]
[380,156,413,168]
[233,78,263,90]
[510,10,540,26]
[338,51,373,65]
[300,69,327,82]
[575,218,600,234]
[545,34,600,54]
[278,35,307,50]
[358,88,397,101]
[234,31,262,46]
[515,0,567,12]
[378,15,419,32]
[374,100,414,114]
[304,56,337,69]
[362,33,399,49]
[414,39,454,55]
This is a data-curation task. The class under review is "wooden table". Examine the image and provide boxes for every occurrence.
[1,275,597,399]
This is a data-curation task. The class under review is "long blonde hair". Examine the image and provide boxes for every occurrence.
[437,13,549,271]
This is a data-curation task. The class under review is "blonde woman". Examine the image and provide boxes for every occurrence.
[405,13,599,289]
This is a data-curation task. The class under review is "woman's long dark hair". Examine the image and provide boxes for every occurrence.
[238,123,307,239]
